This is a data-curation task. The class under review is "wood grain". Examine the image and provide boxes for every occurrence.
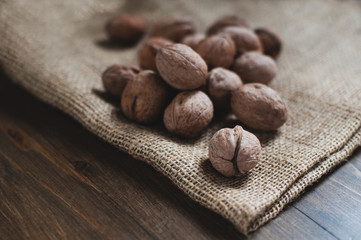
[0,73,360,239]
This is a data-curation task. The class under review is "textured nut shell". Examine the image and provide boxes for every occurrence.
[207,15,249,35]
[209,126,243,177]
[236,130,261,174]
[255,28,282,59]
[105,13,146,43]
[138,37,173,71]
[233,51,277,85]
[220,26,262,54]
[102,64,140,97]
[207,67,243,109]
[181,33,205,50]
[121,70,169,124]
[156,44,208,90]
[163,91,213,138]
[150,16,195,42]
[195,34,236,69]
[231,83,288,131]
[209,126,261,177]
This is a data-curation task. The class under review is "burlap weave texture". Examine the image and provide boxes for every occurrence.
[1,0,361,233]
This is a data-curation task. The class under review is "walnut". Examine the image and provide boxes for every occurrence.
[156,44,208,90]
[207,67,243,110]
[180,33,205,50]
[209,125,261,177]
[255,28,282,59]
[231,83,288,131]
[105,13,146,44]
[233,51,277,85]
[207,15,249,35]
[121,70,169,124]
[150,16,195,42]
[219,26,262,54]
[101,65,140,98]
[163,91,214,138]
[138,37,173,71]
[195,34,236,69]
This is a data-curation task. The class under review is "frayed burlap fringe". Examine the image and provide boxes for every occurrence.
[1,0,361,233]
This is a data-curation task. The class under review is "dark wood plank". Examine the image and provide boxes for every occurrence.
[0,154,106,240]
[0,132,154,240]
[1,72,361,239]
[294,156,361,240]
[251,206,337,240]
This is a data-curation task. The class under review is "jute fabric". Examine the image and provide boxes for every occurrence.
[1,0,361,233]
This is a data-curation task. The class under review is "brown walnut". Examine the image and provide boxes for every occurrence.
[102,64,140,97]
[207,15,249,35]
[209,125,261,177]
[121,70,169,124]
[150,16,195,42]
[138,37,173,71]
[255,28,282,59]
[195,34,236,69]
[105,13,146,44]
[233,51,277,85]
[163,91,214,138]
[207,67,243,110]
[156,44,208,90]
[231,83,288,131]
[180,33,205,50]
[219,26,262,54]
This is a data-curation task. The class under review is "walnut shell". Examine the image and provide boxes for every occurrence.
[180,33,205,50]
[163,91,214,138]
[231,83,288,131]
[105,13,146,44]
[219,26,262,54]
[255,28,282,59]
[195,34,236,69]
[209,126,261,177]
[233,51,277,85]
[138,37,173,71]
[150,16,195,42]
[156,44,208,90]
[207,67,243,110]
[102,65,140,97]
[121,70,169,124]
[207,15,249,35]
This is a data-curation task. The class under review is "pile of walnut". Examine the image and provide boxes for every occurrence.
[103,14,287,177]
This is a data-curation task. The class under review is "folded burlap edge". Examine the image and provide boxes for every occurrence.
[248,127,361,233]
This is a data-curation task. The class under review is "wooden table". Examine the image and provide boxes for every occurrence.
[1,72,361,240]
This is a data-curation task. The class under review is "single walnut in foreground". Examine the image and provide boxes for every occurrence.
[102,65,140,98]
[105,13,146,44]
[233,51,277,85]
[219,26,262,54]
[163,91,214,138]
[255,28,282,59]
[207,67,243,110]
[138,37,173,71]
[209,125,261,177]
[156,43,208,90]
[207,15,249,35]
[150,16,195,42]
[196,34,236,69]
[231,83,288,131]
[121,70,169,124]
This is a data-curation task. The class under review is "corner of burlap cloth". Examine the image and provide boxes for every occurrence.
[1,0,361,234]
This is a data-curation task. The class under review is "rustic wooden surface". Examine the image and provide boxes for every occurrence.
[1,72,361,240]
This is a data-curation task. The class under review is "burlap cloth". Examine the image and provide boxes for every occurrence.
[1,0,361,234]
